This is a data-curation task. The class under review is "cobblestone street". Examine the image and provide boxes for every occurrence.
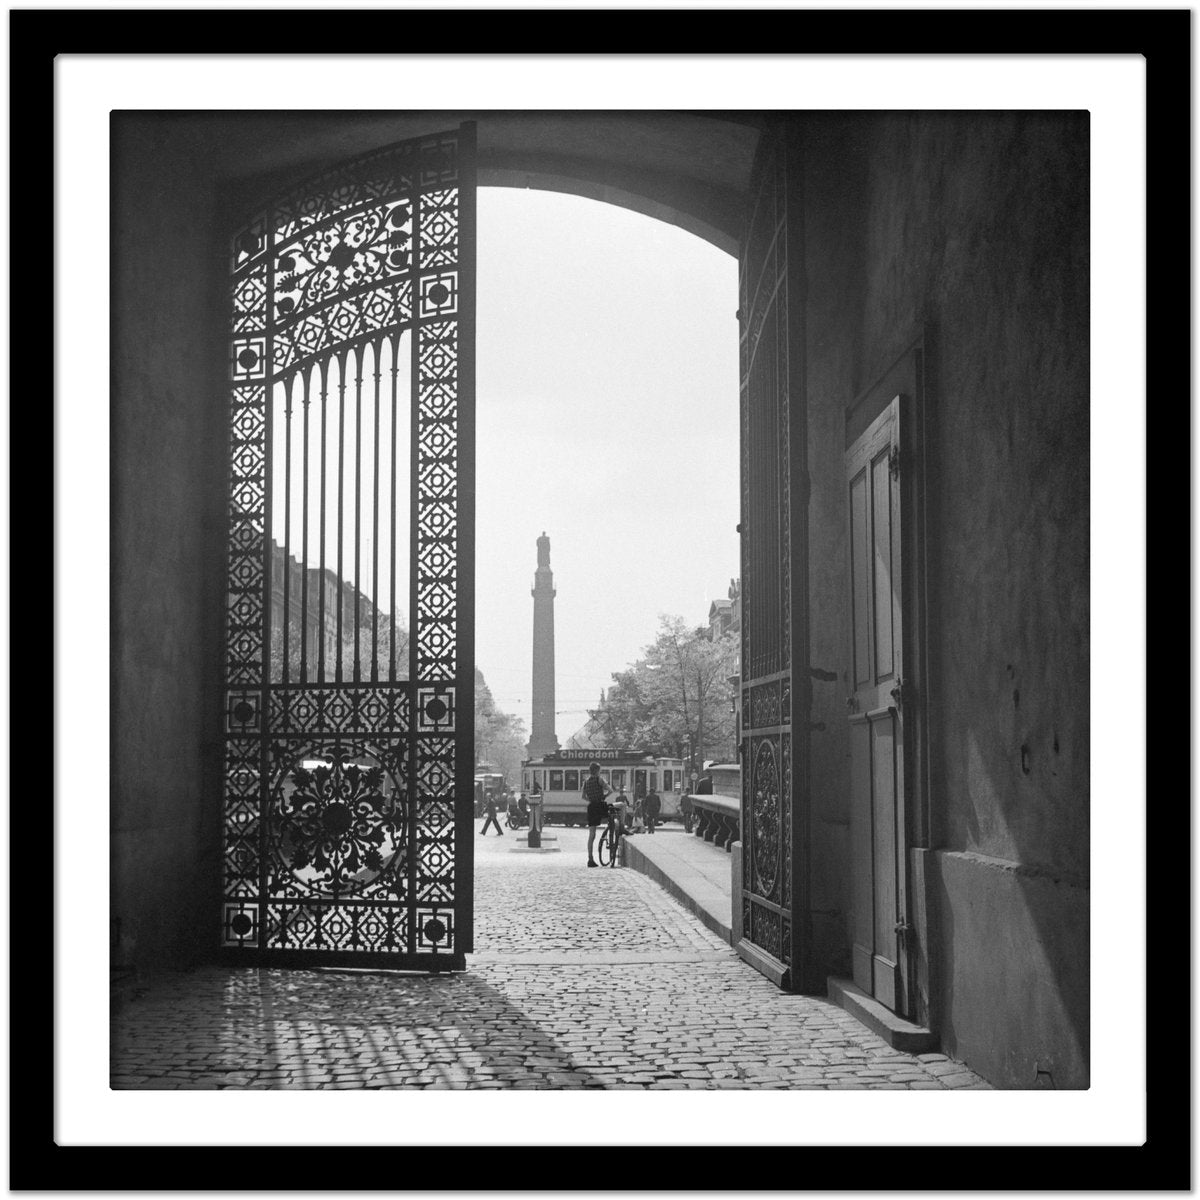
[111,827,990,1090]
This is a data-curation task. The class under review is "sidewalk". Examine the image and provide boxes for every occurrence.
[620,825,734,945]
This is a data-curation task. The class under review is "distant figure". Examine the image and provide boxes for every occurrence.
[582,762,612,867]
[480,792,503,837]
[681,792,695,834]
[631,795,645,834]
[696,772,714,795]
[518,792,529,819]
[644,787,662,834]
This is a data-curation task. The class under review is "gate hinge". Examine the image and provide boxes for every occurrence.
[888,445,901,478]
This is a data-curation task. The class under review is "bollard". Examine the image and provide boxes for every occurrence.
[526,797,543,848]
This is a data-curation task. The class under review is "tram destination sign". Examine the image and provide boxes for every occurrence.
[539,748,650,762]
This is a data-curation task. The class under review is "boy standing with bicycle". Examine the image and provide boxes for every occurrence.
[582,762,611,867]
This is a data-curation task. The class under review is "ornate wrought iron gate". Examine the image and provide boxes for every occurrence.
[220,126,475,968]
[738,122,811,989]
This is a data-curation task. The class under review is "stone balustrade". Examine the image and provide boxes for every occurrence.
[688,792,740,852]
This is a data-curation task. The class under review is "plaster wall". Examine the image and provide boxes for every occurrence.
[800,112,1089,1082]
[112,118,228,971]
[927,850,1089,1088]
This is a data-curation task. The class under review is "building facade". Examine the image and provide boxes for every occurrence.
[269,540,406,682]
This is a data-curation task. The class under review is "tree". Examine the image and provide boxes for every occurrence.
[602,615,738,766]
[474,667,527,787]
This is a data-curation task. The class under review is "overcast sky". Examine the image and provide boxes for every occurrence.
[475,188,739,741]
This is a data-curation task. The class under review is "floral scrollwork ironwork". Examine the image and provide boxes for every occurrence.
[751,738,780,898]
[270,747,406,899]
[274,200,413,322]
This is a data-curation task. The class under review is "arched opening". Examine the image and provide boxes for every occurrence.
[469,185,740,936]
[219,125,743,964]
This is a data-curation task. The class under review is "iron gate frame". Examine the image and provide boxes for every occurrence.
[219,123,476,970]
[738,121,812,990]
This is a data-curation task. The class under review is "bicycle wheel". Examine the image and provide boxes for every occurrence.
[596,830,613,867]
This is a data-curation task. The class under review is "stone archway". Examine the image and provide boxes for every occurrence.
[112,111,764,973]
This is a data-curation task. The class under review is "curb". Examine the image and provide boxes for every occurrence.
[622,837,734,946]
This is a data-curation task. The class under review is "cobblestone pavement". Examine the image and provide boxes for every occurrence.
[111,827,990,1090]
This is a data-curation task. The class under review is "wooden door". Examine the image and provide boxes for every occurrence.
[846,396,910,1013]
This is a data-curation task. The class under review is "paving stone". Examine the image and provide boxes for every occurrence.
[931,1069,983,1087]
[923,1060,969,1077]
[109,826,989,1091]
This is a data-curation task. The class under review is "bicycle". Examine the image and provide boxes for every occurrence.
[596,811,625,867]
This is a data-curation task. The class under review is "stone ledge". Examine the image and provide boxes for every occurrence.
[827,977,938,1053]
[622,836,733,946]
[735,937,789,988]
[467,949,732,967]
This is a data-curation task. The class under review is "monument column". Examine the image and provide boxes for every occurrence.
[527,532,560,758]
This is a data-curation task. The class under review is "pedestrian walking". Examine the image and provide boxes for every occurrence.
[681,791,695,834]
[480,792,503,836]
[644,787,662,834]
[582,762,612,867]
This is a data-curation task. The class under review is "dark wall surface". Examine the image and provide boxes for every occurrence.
[801,112,1089,1086]
[112,118,228,971]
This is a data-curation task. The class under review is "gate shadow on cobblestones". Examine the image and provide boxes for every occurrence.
[112,966,604,1089]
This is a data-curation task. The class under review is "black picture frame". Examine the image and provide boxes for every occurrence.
[18,5,1185,1191]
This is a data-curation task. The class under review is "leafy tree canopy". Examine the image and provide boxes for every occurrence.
[601,615,737,765]
[474,667,527,788]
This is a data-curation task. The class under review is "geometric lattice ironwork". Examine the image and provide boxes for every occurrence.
[222,126,475,967]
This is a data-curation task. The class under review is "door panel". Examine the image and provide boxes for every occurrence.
[221,125,476,968]
[869,710,899,1011]
[846,396,909,1014]
[850,469,871,688]
[871,452,895,682]
[848,714,874,993]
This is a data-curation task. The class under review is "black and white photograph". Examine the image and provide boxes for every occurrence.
[27,5,1180,1183]
[108,103,1092,1094]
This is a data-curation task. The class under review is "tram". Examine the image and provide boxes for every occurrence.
[520,748,685,826]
